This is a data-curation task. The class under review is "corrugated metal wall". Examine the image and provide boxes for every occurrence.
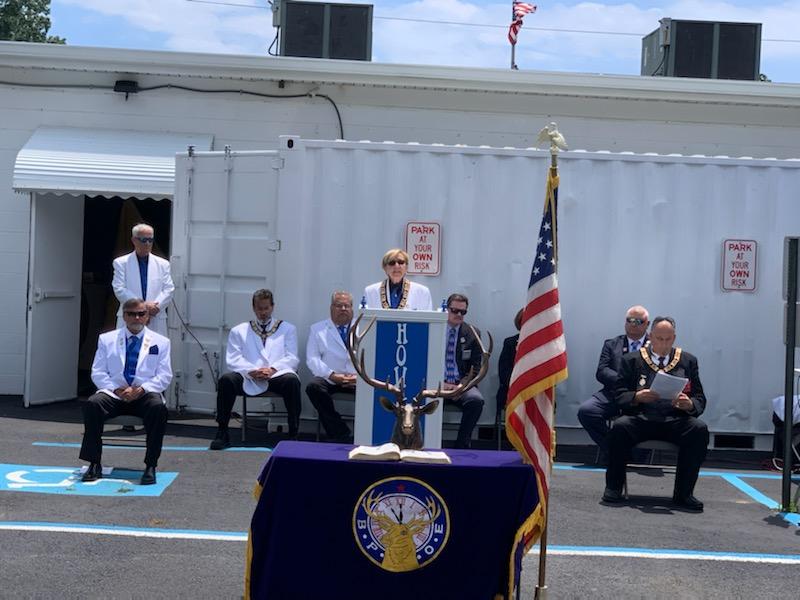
[258,138,800,435]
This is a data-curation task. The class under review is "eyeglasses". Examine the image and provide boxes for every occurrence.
[386,259,406,266]
[135,237,154,244]
[626,317,646,325]
[448,308,467,316]
[331,303,352,310]
[125,310,148,318]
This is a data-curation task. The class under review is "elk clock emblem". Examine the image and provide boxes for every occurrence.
[353,476,450,572]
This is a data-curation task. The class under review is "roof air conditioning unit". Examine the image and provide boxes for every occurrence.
[641,18,761,81]
[278,0,373,61]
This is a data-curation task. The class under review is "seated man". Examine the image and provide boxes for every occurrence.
[442,293,485,448]
[211,289,300,449]
[80,298,171,485]
[603,316,709,512]
[306,291,357,441]
[578,305,649,462]
[496,308,523,420]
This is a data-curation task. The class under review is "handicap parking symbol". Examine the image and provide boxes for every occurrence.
[0,463,177,497]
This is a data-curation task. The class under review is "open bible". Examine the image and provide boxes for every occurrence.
[348,442,452,464]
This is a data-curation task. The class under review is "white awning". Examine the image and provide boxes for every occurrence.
[13,127,213,199]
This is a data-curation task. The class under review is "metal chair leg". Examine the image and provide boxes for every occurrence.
[242,395,248,443]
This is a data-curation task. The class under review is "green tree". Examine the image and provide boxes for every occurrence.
[0,0,65,43]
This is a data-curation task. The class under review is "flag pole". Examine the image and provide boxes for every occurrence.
[531,123,566,600]
[510,2,517,70]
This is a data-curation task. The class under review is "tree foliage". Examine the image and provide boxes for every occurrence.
[0,0,65,44]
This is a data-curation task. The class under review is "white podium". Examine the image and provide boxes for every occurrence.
[353,308,448,448]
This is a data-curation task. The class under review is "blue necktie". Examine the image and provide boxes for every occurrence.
[445,327,458,383]
[630,340,640,352]
[124,335,141,385]
[138,256,148,300]
[338,325,348,344]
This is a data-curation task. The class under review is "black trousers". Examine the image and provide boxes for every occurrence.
[444,388,485,449]
[79,391,168,467]
[605,415,709,498]
[216,371,302,436]
[305,377,354,438]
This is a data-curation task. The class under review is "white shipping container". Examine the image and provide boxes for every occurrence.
[170,136,800,448]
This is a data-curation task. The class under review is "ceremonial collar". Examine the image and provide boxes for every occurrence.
[640,346,682,373]
[380,278,410,309]
[250,319,281,343]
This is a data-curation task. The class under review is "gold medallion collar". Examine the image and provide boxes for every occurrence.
[640,346,682,372]
[380,279,410,309]
[250,319,282,343]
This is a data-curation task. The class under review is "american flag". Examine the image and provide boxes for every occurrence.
[505,164,568,541]
[508,1,537,45]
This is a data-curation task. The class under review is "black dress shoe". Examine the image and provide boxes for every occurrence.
[209,429,230,450]
[673,495,704,512]
[602,488,625,503]
[82,462,102,482]
[140,466,157,485]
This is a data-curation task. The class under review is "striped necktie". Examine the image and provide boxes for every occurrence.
[124,335,141,385]
[630,340,640,352]
[445,327,458,383]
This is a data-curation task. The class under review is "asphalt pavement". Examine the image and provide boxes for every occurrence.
[1,397,798,599]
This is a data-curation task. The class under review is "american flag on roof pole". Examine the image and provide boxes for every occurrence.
[505,123,568,598]
[508,1,537,69]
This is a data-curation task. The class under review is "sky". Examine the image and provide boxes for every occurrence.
[48,0,800,83]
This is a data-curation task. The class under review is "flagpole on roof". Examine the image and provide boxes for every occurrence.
[510,2,517,69]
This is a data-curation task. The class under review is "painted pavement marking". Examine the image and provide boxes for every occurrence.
[0,463,176,496]
[2,521,799,566]
[33,442,273,452]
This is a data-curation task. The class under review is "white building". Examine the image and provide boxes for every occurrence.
[1,41,799,448]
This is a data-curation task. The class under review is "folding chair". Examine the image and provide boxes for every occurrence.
[240,391,289,443]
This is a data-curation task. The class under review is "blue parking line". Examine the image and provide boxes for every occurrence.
[720,474,800,526]
[33,442,273,452]
[0,521,247,541]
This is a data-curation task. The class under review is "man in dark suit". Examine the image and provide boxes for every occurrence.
[602,316,709,512]
[496,309,523,421]
[442,293,485,448]
[578,305,650,461]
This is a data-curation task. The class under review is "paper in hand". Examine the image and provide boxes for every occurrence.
[650,370,688,401]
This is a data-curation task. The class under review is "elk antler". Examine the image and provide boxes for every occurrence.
[347,313,406,402]
[414,325,494,403]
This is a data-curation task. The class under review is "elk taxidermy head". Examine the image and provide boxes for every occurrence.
[347,314,493,450]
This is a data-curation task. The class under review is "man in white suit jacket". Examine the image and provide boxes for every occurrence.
[112,223,175,336]
[364,248,432,310]
[306,291,357,441]
[80,298,172,485]
[210,289,301,449]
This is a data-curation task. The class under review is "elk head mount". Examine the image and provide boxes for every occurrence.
[347,314,493,450]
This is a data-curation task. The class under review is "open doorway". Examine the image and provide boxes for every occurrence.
[77,196,172,395]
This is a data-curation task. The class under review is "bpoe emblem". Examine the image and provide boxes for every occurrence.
[353,476,450,572]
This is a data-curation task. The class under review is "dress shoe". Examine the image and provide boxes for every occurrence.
[673,495,704,512]
[82,462,102,482]
[209,429,231,450]
[601,488,625,503]
[140,466,157,485]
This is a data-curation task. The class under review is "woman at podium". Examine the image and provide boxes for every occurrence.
[364,248,433,310]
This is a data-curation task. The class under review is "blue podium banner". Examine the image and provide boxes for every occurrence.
[372,320,430,444]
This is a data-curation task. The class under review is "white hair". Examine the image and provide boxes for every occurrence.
[132,223,154,237]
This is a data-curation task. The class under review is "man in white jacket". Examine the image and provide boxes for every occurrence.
[80,298,171,485]
[210,289,301,449]
[112,223,174,336]
[306,291,357,441]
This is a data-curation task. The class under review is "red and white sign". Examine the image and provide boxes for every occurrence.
[722,239,757,292]
[405,222,441,276]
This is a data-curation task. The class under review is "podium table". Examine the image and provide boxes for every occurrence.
[353,308,448,448]
[246,442,539,600]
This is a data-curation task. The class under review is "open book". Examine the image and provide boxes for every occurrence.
[348,442,452,464]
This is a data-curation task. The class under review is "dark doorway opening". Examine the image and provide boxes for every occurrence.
[78,196,172,394]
